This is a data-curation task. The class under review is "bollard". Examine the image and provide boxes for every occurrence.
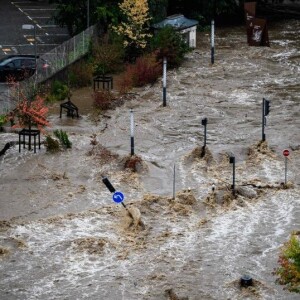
[240,275,253,287]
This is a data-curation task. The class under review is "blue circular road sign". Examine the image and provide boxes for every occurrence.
[113,191,124,203]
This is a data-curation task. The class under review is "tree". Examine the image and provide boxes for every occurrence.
[148,0,168,23]
[150,26,189,68]
[112,0,152,60]
[49,0,119,36]
[49,0,87,36]
[8,95,50,132]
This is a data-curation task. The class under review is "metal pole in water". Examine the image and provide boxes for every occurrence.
[262,98,265,141]
[211,20,215,64]
[230,156,235,195]
[201,118,208,148]
[173,163,176,199]
[285,156,287,185]
[163,57,167,107]
[130,109,134,156]
[201,118,208,157]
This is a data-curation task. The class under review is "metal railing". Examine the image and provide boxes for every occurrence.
[37,25,95,83]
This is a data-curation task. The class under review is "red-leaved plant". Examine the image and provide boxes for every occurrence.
[7,94,50,133]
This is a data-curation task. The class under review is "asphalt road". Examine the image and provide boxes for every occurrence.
[0,0,70,59]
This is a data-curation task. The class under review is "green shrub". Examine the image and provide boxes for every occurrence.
[54,129,72,149]
[47,80,70,102]
[69,61,93,87]
[0,115,7,127]
[275,233,300,293]
[149,26,190,68]
[45,135,60,152]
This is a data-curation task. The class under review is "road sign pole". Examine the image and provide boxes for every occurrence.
[102,176,127,208]
[282,149,290,185]
[285,156,287,185]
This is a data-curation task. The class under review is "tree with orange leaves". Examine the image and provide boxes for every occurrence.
[8,95,50,132]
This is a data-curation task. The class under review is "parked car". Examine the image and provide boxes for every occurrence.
[0,55,37,82]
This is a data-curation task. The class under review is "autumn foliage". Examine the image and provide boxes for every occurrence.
[112,0,152,50]
[119,53,161,93]
[8,95,50,132]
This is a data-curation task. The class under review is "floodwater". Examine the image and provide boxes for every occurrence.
[0,20,300,299]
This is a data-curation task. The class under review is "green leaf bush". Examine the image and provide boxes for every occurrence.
[54,129,72,149]
[275,232,300,293]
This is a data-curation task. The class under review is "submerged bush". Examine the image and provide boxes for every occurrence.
[0,114,7,127]
[93,90,115,110]
[275,232,300,293]
[45,135,60,152]
[54,129,72,149]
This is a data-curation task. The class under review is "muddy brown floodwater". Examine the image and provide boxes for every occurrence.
[1,19,300,300]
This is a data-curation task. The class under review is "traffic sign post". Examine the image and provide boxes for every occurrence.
[113,191,124,203]
[201,117,208,157]
[102,176,127,208]
[283,149,289,185]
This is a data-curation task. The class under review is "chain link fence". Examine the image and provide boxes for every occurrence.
[0,25,95,114]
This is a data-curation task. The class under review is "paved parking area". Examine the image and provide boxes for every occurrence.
[0,0,70,58]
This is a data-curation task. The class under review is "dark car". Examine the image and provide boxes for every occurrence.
[0,55,37,82]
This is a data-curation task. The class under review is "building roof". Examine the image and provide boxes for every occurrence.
[152,14,198,30]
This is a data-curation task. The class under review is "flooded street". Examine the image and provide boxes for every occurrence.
[1,19,300,299]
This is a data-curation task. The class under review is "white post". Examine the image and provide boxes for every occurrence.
[173,163,176,199]
[211,20,215,64]
[130,109,134,156]
[163,57,167,107]
[285,157,288,185]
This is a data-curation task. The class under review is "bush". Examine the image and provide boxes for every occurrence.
[54,129,72,149]
[119,53,161,92]
[275,233,300,293]
[69,61,93,88]
[149,26,190,68]
[93,90,115,110]
[45,135,60,152]
[46,80,70,102]
[0,115,7,127]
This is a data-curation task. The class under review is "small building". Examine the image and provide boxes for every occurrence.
[152,14,198,48]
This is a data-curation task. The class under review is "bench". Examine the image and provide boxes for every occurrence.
[60,100,79,118]
[93,75,113,91]
[19,128,41,153]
